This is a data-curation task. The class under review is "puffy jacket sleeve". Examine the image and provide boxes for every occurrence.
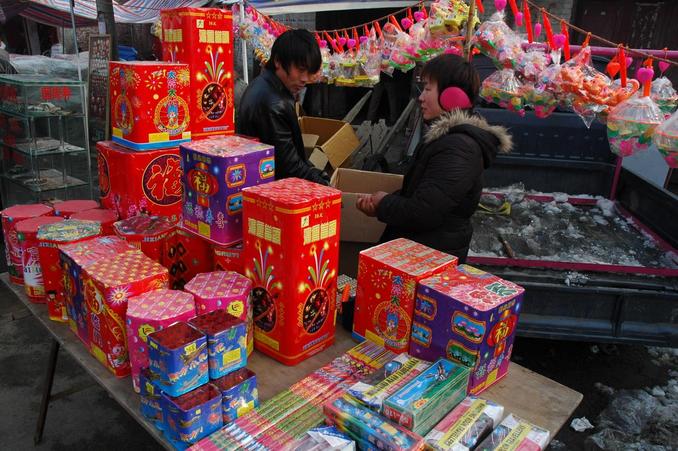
[376,134,482,231]
[267,102,330,185]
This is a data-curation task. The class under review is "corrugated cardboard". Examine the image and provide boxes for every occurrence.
[330,168,403,243]
[302,133,320,156]
[299,117,360,172]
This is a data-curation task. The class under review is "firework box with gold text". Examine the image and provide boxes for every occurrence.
[242,178,342,365]
[82,250,169,377]
[109,61,191,150]
[409,265,525,395]
[353,239,457,354]
[161,7,235,138]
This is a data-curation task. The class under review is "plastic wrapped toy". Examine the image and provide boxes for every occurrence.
[480,69,526,115]
[385,23,416,72]
[517,46,551,82]
[523,82,559,118]
[650,77,678,115]
[607,96,663,157]
[653,110,678,167]
[472,12,524,70]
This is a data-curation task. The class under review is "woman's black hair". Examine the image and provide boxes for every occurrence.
[421,54,480,106]
[265,29,322,74]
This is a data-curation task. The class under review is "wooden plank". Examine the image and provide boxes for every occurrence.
[2,272,582,445]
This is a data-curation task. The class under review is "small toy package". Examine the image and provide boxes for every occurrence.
[382,359,469,435]
[424,396,504,451]
[475,414,549,451]
[188,309,247,379]
[654,110,678,167]
[607,95,663,157]
[480,69,526,116]
[472,12,524,70]
[212,367,259,423]
[148,321,208,397]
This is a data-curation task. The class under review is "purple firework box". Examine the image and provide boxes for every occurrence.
[408,264,525,395]
[180,135,275,245]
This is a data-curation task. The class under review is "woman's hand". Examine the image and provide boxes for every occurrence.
[356,192,388,217]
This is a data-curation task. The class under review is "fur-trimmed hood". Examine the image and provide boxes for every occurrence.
[425,109,513,154]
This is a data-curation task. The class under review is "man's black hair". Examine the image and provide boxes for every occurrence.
[421,54,480,106]
[265,29,322,74]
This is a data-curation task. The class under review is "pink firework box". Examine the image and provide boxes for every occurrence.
[114,215,176,265]
[82,250,169,377]
[126,289,196,392]
[37,220,102,323]
[59,236,137,348]
[409,265,525,395]
[1,203,54,284]
[180,135,275,246]
[70,208,119,236]
[184,271,253,356]
[353,238,458,354]
[52,200,99,218]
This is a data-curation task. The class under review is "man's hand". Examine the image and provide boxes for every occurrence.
[356,191,388,217]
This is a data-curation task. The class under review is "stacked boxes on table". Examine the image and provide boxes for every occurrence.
[184,271,253,354]
[109,61,191,150]
[16,216,64,302]
[242,178,342,365]
[113,215,176,265]
[353,238,457,354]
[96,141,183,221]
[82,250,168,376]
[180,135,275,245]
[1,203,53,284]
[59,236,136,347]
[126,289,196,391]
[37,220,102,322]
[409,265,525,394]
[160,7,235,138]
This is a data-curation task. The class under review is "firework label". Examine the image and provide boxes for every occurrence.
[110,61,191,150]
[242,177,342,365]
[410,265,524,395]
[353,238,457,354]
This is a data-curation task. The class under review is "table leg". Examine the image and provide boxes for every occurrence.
[34,338,59,445]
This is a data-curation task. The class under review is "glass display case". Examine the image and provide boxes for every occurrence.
[0,74,92,206]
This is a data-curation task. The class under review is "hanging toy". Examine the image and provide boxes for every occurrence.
[480,69,526,115]
[653,110,678,167]
[649,77,678,115]
[517,45,552,82]
[472,11,525,70]
[607,96,663,157]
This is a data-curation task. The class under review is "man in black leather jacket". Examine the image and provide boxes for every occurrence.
[237,29,330,185]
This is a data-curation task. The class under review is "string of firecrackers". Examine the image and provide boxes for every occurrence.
[234,0,479,87]
[474,0,678,168]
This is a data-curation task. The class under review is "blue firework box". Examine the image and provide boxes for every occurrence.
[188,309,247,379]
[180,135,275,246]
[139,367,164,428]
[212,367,259,423]
[161,382,223,444]
[147,321,208,397]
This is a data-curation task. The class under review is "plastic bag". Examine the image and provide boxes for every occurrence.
[650,76,678,115]
[607,96,663,157]
[472,12,524,70]
[523,82,559,118]
[517,46,552,82]
[653,110,678,167]
[480,69,526,115]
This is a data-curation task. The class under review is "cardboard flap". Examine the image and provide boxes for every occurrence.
[309,149,329,170]
[300,116,360,169]
[331,168,404,194]
[302,133,320,156]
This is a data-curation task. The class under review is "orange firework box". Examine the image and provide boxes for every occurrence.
[82,250,169,377]
[161,7,235,138]
[242,178,342,365]
[353,239,457,354]
[96,141,183,222]
[109,61,191,150]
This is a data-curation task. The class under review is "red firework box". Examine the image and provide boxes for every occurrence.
[113,215,176,265]
[161,7,235,138]
[409,265,525,394]
[184,271,253,355]
[37,220,102,322]
[353,239,458,354]
[164,226,214,290]
[52,200,99,218]
[70,208,119,236]
[126,289,197,392]
[96,141,183,221]
[242,178,342,365]
[213,241,243,274]
[109,61,191,150]
[180,135,275,245]
[16,216,64,302]
[82,250,169,377]
[59,236,137,348]
[1,203,54,284]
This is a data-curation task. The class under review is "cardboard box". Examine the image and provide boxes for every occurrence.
[242,178,342,365]
[330,168,403,242]
[299,117,360,172]
[409,265,525,395]
[109,61,191,150]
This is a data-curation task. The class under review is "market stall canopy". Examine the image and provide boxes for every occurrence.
[0,0,210,27]
[221,0,416,15]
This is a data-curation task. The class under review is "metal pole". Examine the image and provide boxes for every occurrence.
[464,0,477,61]
[239,0,249,84]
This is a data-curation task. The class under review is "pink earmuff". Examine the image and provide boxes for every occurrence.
[439,87,472,111]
